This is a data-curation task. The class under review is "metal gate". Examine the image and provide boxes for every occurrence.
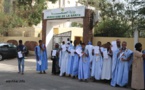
[52,31,71,48]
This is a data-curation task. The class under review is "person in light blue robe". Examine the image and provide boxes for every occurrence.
[91,41,103,80]
[111,39,121,86]
[35,40,48,74]
[86,41,93,78]
[116,41,133,87]
[72,41,82,78]
[66,41,74,76]
[78,43,90,82]
[142,50,145,83]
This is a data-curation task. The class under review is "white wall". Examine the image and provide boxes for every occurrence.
[46,22,54,58]
[46,20,66,57]
[45,18,83,57]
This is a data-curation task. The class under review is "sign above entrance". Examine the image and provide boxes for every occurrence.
[43,6,85,20]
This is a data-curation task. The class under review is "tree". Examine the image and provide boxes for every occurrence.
[0,0,58,35]
[15,0,58,26]
[0,12,25,35]
[125,0,145,37]
[93,0,131,37]
[0,0,4,12]
[94,18,129,37]
[79,0,145,37]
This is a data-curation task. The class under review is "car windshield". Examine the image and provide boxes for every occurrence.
[0,44,7,47]
[9,44,16,48]
[0,43,16,48]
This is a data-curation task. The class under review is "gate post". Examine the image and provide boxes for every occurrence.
[83,9,94,44]
[42,13,47,44]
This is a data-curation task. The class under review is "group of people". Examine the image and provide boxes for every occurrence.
[16,38,145,90]
[17,40,48,75]
[51,38,145,90]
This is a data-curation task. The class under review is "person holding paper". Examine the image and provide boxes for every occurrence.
[101,42,112,80]
[72,40,82,78]
[17,40,26,75]
[91,41,103,81]
[35,40,48,74]
[51,43,60,75]
[111,39,122,86]
[115,41,133,87]
[131,43,145,90]
[78,43,90,82]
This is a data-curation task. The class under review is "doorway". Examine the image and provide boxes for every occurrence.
[75,36,82,45]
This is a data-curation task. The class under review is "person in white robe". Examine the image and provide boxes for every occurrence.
[86,42,94,62]
[59,41,65,68]
[86,41,94,77]
[91,41,103,81]
[111,39,121,86]
[59,41,70,76]
[101,42,112,80]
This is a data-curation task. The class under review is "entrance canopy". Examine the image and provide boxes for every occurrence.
[43,6,85,20]
[42,6,95,43]
[42,6,96,57]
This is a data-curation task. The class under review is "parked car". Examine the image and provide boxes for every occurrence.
[0,43,17,61]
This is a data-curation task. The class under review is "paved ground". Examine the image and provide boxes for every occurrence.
[0,56,131,90]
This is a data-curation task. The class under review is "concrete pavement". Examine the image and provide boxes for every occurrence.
[0,56,131,90]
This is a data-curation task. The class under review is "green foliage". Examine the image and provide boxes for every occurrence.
[93,0,131,37]
[15,0,58,26]
[0,0,58,35]
[125,0,145,37]
[130,0,145,24]
[15,0,48,26]
[0,12,26,35]
[94,18,129,37]
[71,22,83,27]
[80,0,145,37]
